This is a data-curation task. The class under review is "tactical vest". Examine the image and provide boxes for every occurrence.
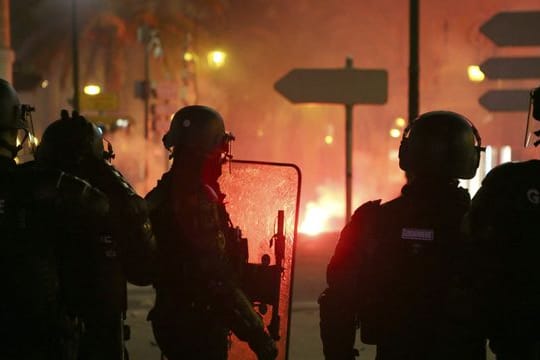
[358,186,471,346]
[0,162,62,356]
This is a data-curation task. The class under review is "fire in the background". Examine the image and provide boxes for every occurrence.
[299,184,345,236]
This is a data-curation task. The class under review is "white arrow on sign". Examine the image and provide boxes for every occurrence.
[274,68,388,105]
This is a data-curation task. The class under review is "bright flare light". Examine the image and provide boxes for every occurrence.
[83,84,101,96]
[467,65,485,82]
[324,135,334,145]
[389,128,401,138]
[299,186,344,236]
[207,50,227,68]
[299,203,329,236]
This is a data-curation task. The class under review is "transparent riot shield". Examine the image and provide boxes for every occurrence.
[219,160,301,360]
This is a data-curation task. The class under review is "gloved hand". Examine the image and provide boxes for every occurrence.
[248,331,278,360]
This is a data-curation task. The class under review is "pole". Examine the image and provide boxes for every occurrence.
[0,0,13,82]
[408,0,419,122]
[345,57,354,223]
[143,35,150,140]
[71,0,80,111]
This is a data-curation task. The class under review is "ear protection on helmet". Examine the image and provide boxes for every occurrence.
[398,112,485,178]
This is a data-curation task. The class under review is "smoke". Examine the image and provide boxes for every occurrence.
[106,128,168,195]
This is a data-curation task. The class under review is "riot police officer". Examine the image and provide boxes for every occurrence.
[147,105,277,360]
[468,88,540,360]
[0,79,109,359]
[468,160,540,360]
[320,111,486,360]
[34,110,156,360]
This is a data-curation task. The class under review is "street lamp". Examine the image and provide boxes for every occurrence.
[467,65,485,82]
[83,84,101,96]
[207,50,227,68]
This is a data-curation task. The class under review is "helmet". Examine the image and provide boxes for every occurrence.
[398,111,482,179]
[0,79,27,132]
[163,105,233,156]
[35,110,109,167]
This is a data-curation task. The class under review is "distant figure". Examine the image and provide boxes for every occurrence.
[0,80,109,360]
[147,105,277,360]
[469,159,540,360]
[35,110,156,360]
[319,111,486,360]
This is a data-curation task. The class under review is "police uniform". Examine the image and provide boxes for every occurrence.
[35,111,156,360]
[147,105,276,360]
[0,80,110,360]
[320,111,486,360]
[0,157,109,360]
[469,160,540,360]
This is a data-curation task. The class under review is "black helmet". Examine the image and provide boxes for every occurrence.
[398,111,483,179]
[163,105,234,157]
[35,110,112,167]
[0,79,27,132]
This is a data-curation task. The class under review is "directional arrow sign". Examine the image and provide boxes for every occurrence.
[274,68,388,105]
[479,89,530,112]
[480,11,540,46]
[480,57,540,79]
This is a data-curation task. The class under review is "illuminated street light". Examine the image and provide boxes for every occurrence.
[324,135,334,145]
[467,65,485,82]
[83,84,101,96]
[389,128,401,138]
[184,51,195,62]
[395,117,406,128]
[207,50,227,68]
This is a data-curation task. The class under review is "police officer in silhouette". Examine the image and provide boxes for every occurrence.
[320,111,486,360]
[147,105,277,360]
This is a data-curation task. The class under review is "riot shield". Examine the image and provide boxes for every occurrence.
[219,160,301,360]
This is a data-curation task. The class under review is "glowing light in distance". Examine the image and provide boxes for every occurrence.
[500,145,512,163]
[257,129,264,137]
[83,84,101,96]
[395,117,406,128]
[299,186,344,236]
[324,135,334,145]
[184,51,195,62]
[115,118,129,128]
[467,65,485,82]
[207,50,227,68]
[299,203,329,236]
[41,80,49,89]
[389,128,401,138]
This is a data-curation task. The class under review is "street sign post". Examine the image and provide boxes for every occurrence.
[480,57,540,79]
[274,68,387,105]
[479,90,531,112]
[479,11,540,113]
[480,11,540,46]
[274,58,388,222]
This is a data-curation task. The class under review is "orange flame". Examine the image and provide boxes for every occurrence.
[299,185,344,236]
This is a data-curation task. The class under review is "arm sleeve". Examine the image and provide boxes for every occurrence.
[79,160,156,286]
[320,200,380,359]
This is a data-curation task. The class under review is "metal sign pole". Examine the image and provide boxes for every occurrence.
[71,0,80,112]
[345,57,354,223]
[408,0,419,123]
